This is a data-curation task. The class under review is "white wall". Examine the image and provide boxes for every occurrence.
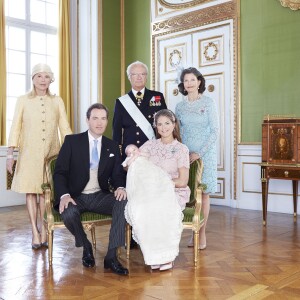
[0,148,25,207]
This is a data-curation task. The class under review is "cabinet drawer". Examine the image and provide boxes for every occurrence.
[267,168,300,179]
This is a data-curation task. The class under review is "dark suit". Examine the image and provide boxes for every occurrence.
[53,131,127,249]
[113,88,167,159]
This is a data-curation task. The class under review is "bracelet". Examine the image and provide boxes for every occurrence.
[7,155,14,159]
[117,187,126,191]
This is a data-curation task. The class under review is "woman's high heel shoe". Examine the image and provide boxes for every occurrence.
[151,265,160,270]
[159,262,173,271]
[41,242,48,248]
[32,243,42,250]
[187,234,206,250]
[199,244,206,250]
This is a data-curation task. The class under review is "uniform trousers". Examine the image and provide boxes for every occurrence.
[61,191,127,250]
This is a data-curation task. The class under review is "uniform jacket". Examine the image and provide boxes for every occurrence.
[112,88,167,159]
[53,131,125,210]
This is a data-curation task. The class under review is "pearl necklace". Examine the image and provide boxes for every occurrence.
[186,93,202,103]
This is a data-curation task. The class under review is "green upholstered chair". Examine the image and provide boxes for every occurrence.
[183,159,205,267]
[42,155,130,266]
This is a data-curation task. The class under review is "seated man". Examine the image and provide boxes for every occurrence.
[53,103,128,275]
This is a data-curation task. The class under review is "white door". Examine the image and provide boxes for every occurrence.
[155,20,234,206]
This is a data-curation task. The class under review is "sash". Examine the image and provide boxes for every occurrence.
[119,94,155,140]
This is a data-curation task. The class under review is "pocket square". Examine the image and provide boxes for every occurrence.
[109,153,115,157]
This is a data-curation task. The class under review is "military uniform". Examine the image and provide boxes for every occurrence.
[113,88,167,159]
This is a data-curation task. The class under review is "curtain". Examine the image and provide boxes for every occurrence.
[0,0,6,145]
[58,0,74,130]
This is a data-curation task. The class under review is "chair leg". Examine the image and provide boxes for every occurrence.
[91,226,96,250]
[193,230,199,267]
[48,229,54,267]
[126,223,131,259]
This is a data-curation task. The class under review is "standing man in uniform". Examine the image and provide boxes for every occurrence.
[113,61,167,160]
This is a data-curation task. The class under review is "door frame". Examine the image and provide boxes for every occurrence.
[151,0,240,200]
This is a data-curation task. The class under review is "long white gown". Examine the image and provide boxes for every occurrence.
[125,156,183,265]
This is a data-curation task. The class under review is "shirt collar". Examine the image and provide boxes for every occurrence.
[132,87,145,96]
[87,131,102,144]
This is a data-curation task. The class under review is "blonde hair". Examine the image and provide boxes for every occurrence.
[29,63,55,98]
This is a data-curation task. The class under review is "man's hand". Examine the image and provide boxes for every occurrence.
[114,188,127,201]
[59,195,77,214]
[189,152,200,164]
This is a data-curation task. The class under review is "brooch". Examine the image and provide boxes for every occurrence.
[150,96,161,106]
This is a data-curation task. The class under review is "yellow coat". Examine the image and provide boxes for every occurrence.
[8,94,72,194]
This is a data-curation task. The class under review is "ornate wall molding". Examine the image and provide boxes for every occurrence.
[279,0,300,10]
[158,0,212,10]
[152,1,236,35]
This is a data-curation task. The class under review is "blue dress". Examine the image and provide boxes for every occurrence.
[175,95,219,193]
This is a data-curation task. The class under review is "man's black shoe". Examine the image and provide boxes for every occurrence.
[82,246,95,268]
[104,257,129,275]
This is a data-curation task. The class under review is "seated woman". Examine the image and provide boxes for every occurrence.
[124,109,190,271]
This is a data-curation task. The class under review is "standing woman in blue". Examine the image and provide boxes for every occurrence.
[175,67,219,250]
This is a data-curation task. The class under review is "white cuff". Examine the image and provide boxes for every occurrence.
[60,193,70,200]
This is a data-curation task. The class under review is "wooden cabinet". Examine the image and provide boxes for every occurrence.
[261,116,299,225]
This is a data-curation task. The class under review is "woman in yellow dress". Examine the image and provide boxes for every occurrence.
[6,63,72,249]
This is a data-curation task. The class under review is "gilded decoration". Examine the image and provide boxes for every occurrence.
[152,1,236,34]
[158,0,212,9]
[169,49,182,68]
[279,0,300,10]
[173,88,179,96]
[208,84,215,92]
[204,42,218,61]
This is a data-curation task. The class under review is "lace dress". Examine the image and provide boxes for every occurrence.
[175,95,219,193]
[124,139,190,265]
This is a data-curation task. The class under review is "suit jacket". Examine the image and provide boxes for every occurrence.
[53,131,125,210]
[112,88,167,159]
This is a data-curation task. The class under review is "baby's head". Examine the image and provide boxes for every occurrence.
[125,144,139,157]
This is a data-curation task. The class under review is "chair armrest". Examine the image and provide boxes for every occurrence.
[192,186,203,231]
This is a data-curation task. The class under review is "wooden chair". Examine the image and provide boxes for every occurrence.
[125,159,205,267]
[182,159,205,267]
[42,155,130,266]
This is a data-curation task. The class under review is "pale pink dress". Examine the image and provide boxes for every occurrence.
[140,139,191,210]
[124,139,190,265]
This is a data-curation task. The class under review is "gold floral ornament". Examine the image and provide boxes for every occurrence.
[169,49,182,68]
[279,0,300,10]
[204,42,218,61]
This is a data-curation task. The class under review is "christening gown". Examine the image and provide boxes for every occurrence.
[124,139,190,265]
[175,95,219,193]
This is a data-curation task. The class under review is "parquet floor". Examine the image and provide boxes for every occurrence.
[1,205,300,300]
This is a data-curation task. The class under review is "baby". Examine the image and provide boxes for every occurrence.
[123,143,182,264]
[122,144,149,167]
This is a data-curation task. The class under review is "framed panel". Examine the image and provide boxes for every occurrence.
[204,72,225,171]
[164,43,186,73]
[199,35,224,67]
[164,79,183,112]
[212,178,225,199]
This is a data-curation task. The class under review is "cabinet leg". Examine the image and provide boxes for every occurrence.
[292,180,298,222]
[261,170,269,226]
